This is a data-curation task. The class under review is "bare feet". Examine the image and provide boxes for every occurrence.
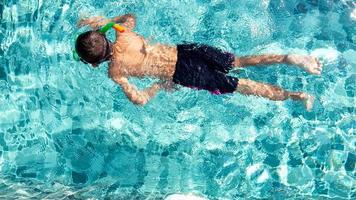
[300,93,314,112]
[286,54,323,75]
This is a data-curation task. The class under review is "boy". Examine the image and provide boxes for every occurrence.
[75,14,322,111]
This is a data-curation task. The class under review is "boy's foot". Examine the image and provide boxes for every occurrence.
[286,55,323,75]
[300,93,314,112]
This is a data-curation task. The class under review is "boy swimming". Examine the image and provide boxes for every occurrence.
[75,14,322,111]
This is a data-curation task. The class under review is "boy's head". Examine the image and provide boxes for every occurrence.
[75,31,112,66]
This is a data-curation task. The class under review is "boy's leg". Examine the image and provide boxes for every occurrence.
[233,54,322,75]
[236,78,314,111]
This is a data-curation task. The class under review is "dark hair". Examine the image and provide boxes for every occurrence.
[75,31,112,64]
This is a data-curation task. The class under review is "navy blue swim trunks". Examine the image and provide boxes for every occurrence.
[173,43,238,94]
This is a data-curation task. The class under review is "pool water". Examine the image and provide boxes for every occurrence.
[0,0,355,199]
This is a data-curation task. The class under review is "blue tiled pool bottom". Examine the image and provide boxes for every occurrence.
[0,0,355,199]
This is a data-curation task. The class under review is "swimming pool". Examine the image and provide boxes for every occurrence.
[0,0,355,199]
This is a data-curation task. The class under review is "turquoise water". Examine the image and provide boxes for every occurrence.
[0,0,355,199]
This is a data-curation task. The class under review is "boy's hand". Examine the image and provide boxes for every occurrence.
[77,16,109,29]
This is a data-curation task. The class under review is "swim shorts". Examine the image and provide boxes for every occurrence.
[173,43,239,94]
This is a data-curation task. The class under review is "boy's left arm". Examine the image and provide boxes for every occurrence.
[110,75,162,105]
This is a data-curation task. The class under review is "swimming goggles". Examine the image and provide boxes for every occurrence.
[73,22,125,63]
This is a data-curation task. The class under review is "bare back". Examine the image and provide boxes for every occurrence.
[109,31,177,80]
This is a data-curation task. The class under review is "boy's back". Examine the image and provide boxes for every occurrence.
[109,31,177,80]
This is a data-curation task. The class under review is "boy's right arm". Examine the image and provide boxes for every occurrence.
[78,14,136,30]
[77,16,108,29]
[111,14,136,30]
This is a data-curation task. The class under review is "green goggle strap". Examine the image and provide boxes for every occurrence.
[73,49,80,61]
[72,33,80,61]
[99,22,115,34]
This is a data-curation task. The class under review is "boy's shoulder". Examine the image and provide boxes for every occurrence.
[108,61,121,77]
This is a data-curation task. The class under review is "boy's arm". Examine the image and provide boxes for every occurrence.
[111,75,161,105]
[111,13,136,30]
[77,16,108,29]
[78,14,136,30]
